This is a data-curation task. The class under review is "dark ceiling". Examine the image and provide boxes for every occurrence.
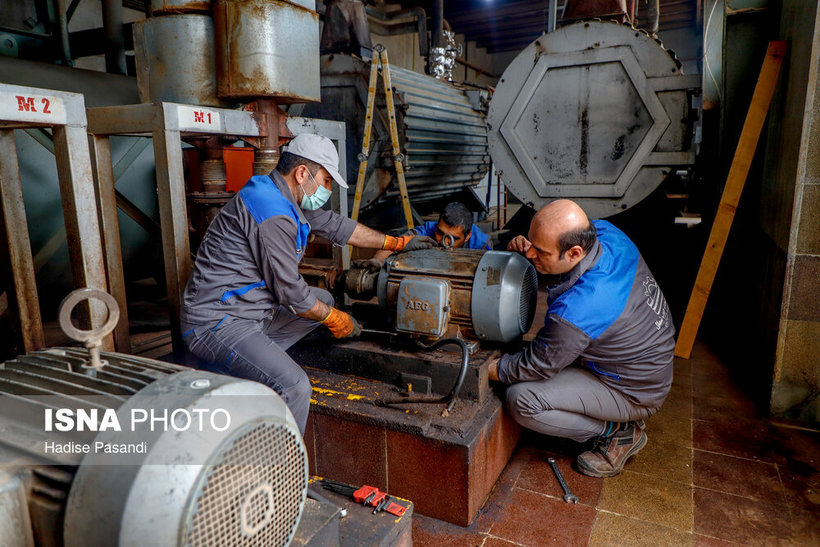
[412,0,699,54]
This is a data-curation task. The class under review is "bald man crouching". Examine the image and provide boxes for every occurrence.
[488,200,675,477]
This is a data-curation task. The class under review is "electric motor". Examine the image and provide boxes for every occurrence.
[366,249,538,342]
[0,348,308,547]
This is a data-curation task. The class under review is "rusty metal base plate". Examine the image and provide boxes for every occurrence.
[302,366,521,527]
[289,335,498,403]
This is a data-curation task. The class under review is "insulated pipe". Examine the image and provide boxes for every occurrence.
[102,0,127,74]
[55,0,73,65]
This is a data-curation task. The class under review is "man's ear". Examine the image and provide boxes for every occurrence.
[566,245,585,262]
[295,164,307,184]
[464,230,472,242]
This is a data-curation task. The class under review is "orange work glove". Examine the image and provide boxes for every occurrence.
[382,234,437,252]
[319,308,362,338]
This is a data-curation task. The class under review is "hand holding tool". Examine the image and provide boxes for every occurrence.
[320,308,362,338]
[547,457,578,504]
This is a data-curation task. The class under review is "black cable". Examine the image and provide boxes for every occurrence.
[374,337,469,413]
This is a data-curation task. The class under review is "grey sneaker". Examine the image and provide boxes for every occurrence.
[577,421,647,477]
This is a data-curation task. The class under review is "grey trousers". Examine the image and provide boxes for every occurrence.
[182,287,333,434]
[505,366,657,443]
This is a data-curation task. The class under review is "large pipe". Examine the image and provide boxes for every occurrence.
[55,0,73,65]
[101,0,127,74]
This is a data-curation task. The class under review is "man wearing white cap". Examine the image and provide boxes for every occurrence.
[180,134,435,433]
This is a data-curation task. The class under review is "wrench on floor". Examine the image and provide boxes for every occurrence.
[547,458,578,504]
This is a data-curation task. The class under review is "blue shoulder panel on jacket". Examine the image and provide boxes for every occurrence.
[467,224,491,250]
[548,220,639,340]
[414,221,437,238]
[239,175,300,225]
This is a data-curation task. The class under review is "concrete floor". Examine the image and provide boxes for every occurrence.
[411,339,820,545]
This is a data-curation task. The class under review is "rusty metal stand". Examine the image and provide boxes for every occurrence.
[0,83,111,353]
[86,103,347,354]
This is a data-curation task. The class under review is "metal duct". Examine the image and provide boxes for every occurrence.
[488,21,698,218]
[0,348,308,546]
[300,54,490,209]
[133,14,230,107]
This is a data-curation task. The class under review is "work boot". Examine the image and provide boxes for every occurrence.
[576,421,647,478]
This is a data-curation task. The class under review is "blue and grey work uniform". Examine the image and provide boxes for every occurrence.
[180,171,357,433]
[498,220,675,442]
[410,221,491,250]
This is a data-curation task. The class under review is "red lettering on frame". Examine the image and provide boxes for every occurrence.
[16,96,36,112]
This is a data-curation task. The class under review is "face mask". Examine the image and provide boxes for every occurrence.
[299,171,332,210]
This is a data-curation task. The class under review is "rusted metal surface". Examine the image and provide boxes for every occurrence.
[0,129,44,352]
[245,99,290,175]
[133,15,231,107]
[343,266,378,299]
[301,361,521,525]
[53,124,114,350]
[299,258,345,292]
[89,135,131,353]
[290,334,498,406]
[353,248,539,343]
[395,277,450,337]
[488,21,699,217]
[150,0,211,15]
[379,249,484,337]
[214,0,321,102]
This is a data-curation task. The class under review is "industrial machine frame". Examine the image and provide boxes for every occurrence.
[0,83,111,353]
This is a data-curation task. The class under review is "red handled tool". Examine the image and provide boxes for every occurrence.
[321,479,408,516]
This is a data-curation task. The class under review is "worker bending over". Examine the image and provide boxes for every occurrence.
[180,134,435,434]
[489,199,675,477]
[365,201,491,268]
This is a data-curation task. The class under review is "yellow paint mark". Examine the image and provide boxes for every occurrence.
[311,386,365,401]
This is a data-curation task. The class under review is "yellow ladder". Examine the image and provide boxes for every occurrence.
[350,44,414,229]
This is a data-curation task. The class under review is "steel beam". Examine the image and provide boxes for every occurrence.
[0,130,44,352]
[89,134,130,352]
[152,123,190,355]
[53,124,112,350]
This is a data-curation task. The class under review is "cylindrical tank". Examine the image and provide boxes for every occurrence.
[213,0,320,102]
[488,21,697,218]
[366,249,537,342]
[0,348,308,546]
[150,0,211,15]
[298,54,490,210]
[133,14,231,107]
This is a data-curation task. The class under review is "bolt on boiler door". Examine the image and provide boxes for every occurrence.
[396,278,450,337]
[488,21,695,218]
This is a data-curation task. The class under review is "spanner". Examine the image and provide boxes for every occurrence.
[547,458,578,504]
